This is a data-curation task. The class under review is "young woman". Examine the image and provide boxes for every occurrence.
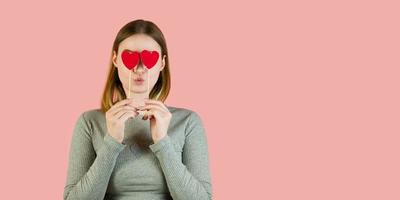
[63,19,212,200]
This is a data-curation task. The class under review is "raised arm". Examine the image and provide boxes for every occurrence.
[63,112,125,200]
[149,111,213,200]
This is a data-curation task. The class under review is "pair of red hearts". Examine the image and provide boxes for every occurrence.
[121,49,159,70]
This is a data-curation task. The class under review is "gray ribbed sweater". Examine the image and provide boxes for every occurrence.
[63,106,212,200]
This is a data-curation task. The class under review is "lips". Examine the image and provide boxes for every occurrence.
[133,77,145,84]
[134,78,144,81]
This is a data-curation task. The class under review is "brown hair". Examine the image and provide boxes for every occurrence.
[100,19,171,113]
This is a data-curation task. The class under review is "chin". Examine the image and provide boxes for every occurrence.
[132,90,147,93]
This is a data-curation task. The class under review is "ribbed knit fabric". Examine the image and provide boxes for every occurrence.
[63,106,212,200]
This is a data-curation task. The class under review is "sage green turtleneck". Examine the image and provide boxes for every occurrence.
[63,106,212,200]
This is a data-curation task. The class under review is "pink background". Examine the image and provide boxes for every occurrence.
[1,0,399,199]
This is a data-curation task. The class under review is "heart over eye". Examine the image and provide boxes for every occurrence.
[141,50,159,69]
[121,50,140,70]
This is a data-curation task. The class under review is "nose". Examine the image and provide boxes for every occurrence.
[134,60,146,73]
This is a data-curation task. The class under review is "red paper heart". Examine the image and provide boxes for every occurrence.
[141,50,159,69]
[121,50,140,70]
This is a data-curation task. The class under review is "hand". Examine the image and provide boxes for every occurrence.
[139,99,172,144]
[105,98,139,143]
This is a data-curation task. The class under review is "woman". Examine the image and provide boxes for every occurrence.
[63,19,212,200]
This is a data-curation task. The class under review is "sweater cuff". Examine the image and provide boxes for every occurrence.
[103,134,126,153]
[149,135,171,153]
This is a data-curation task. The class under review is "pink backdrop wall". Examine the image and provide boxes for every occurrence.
[1,0,399,199]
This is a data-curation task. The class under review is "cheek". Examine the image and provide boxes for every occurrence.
[148,64,161,75]
[148,68,161,84]
[117,67,130,82]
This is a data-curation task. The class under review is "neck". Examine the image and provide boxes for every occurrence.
[128,91,149,107]
[131,92,148,100]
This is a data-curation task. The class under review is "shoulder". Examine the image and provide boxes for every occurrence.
[166,105,205,136]
[75,108,105,128]
[166,105,203,123]
[80,108,104,120]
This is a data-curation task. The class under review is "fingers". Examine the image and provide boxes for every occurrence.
[114,106,138,119]
[140,104,171,120]
[139,105,167,115]
[111,105,137,118]
[138,100,170,120]
[142,110,163,120]
[118,110,137,121]
[108,98,135,113]
[108,98,136,116]
[142,99,169,112]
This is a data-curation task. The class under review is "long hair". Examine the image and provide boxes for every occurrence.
[100,19,171,113]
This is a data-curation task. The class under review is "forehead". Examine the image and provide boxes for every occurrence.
[118,34,161,53]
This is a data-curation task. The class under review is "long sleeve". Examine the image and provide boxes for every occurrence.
[63,112,126,200]
[149,111,213,200]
